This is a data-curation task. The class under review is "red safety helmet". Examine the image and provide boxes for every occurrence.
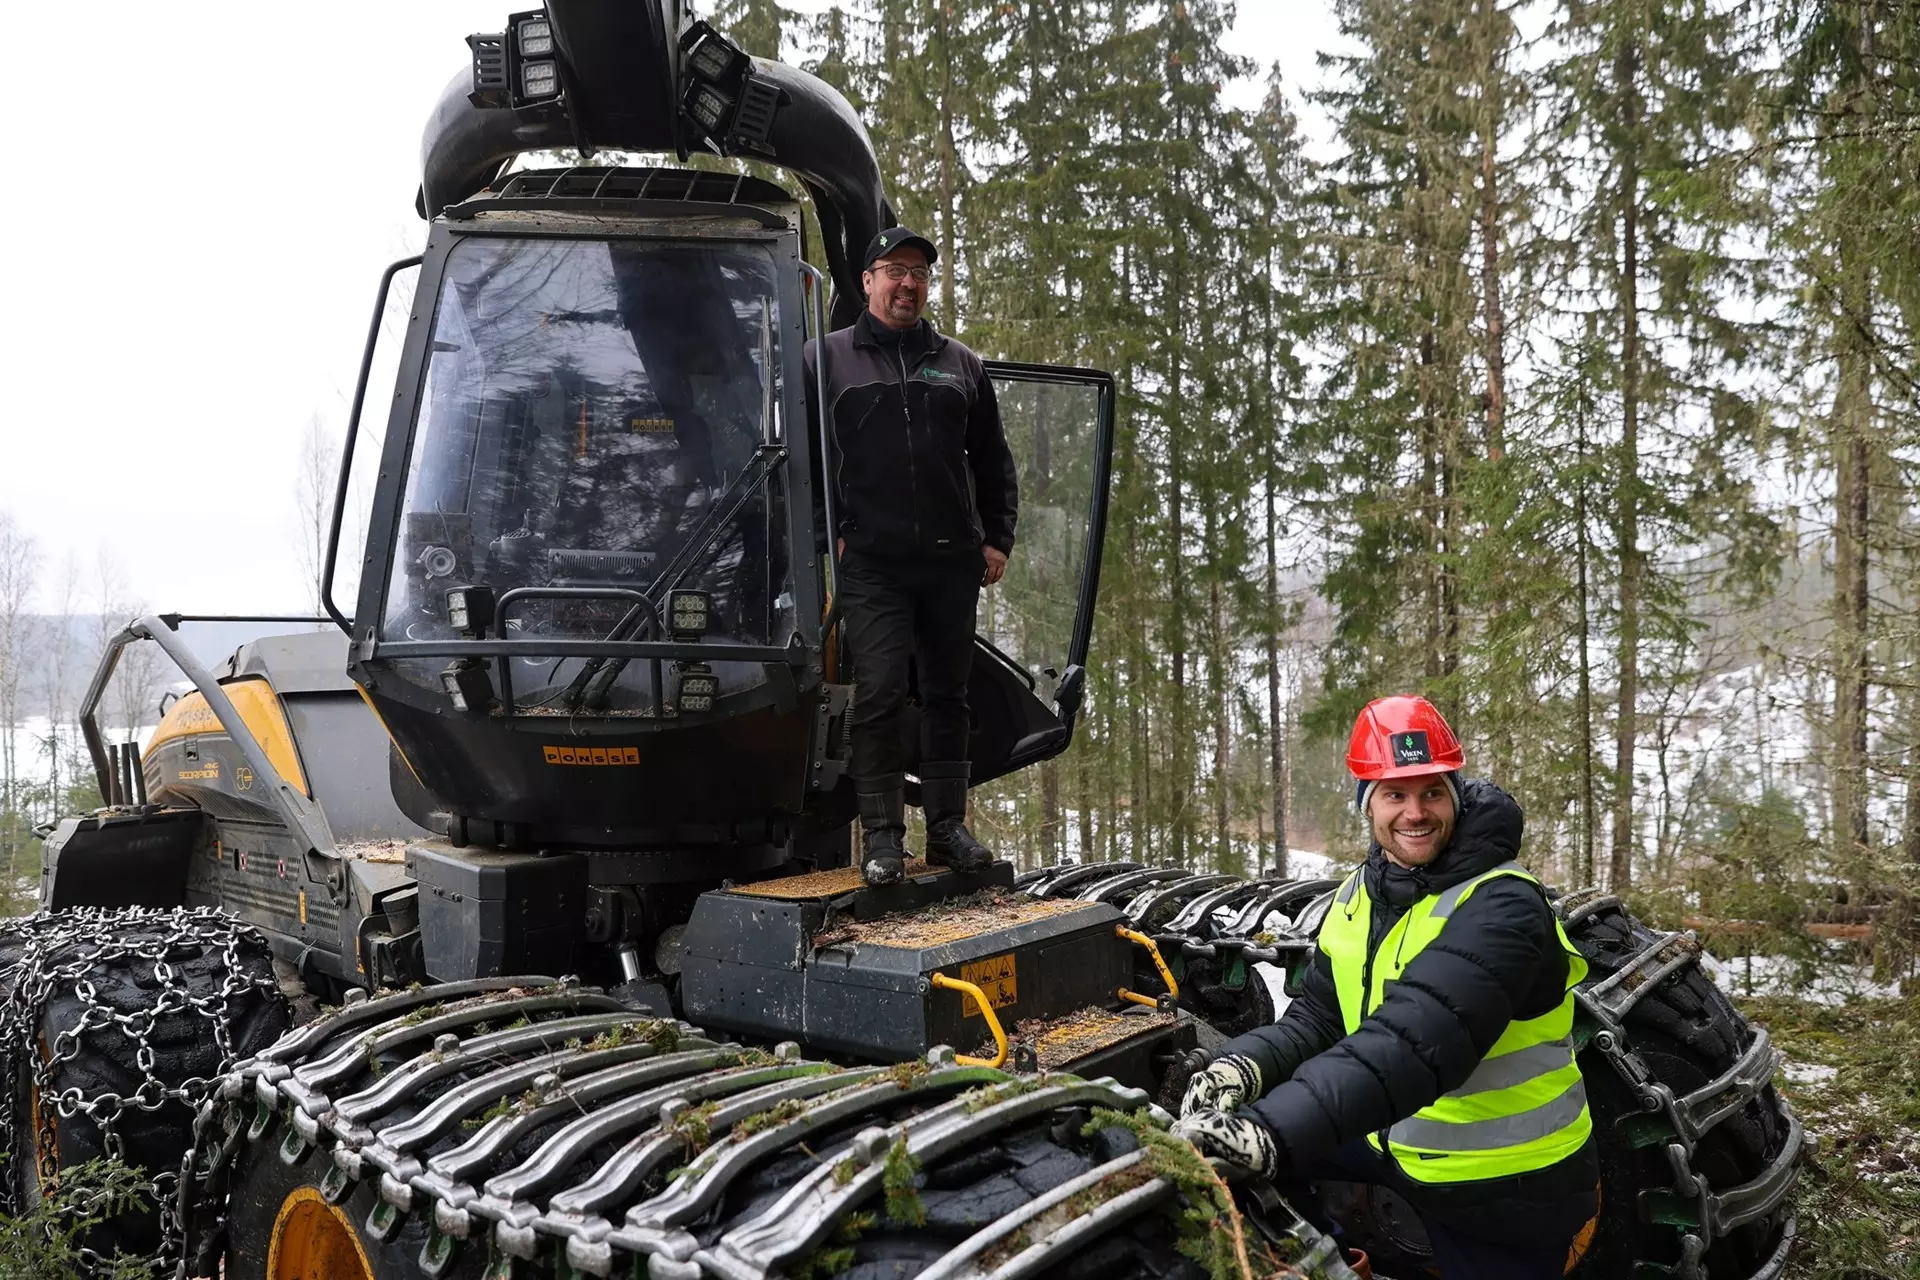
[1347,695,1465,781]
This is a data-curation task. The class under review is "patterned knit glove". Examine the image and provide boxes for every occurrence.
[1180,1052,1264,1117]
[1171,1109,1281,1180]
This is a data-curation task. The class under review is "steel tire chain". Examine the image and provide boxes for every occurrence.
[1021,863,1804,1280]
[184,978,1361,1280]
[0,906,280,1277]
[1551,888,1803,1280]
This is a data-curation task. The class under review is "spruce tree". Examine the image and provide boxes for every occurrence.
[1541,0,1771,889]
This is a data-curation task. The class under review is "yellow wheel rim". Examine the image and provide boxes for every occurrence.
[24,1035,54,1205]
[1565,1181,1602,1273]
[267,1187,376,1280]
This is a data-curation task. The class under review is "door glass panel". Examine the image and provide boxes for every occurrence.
[977,373,1105,706]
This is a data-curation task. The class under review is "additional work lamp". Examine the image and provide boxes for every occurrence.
[441,659,497,714]
[676,664,719,715]
[678,22,784,155]
[445,585,496,639]
[666,590,712,641]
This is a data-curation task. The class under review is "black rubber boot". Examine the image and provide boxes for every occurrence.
[920,762,995,872]
[857,776,908,886]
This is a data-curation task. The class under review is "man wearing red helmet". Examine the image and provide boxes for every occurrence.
[1173,695,1599,1279]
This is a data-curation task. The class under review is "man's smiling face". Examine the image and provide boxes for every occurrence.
[864,244,930,329]
[1368,775,1456,868]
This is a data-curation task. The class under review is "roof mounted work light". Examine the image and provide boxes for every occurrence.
[678,22,785,156]
[508,9,562,105]
[521,59,560,101]
[468,10,566,110]
[686,26,749,84]
[516,15,554,57]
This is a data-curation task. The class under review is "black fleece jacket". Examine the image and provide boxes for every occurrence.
[1223,779,1598,1237]
[804,313,1018,557]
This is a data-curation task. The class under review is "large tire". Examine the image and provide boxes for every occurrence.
[0,907,289,1271]
[1557,892,1799,1280]
[196,980,1351,1280]
[1025,866,1803,1280]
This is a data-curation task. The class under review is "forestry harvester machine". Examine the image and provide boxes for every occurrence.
[2,5,1802,1280]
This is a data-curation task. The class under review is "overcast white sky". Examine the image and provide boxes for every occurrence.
[0,3,1345,615]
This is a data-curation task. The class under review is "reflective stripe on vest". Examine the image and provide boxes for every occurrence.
[1389,1072,1589,1152]
[1317,860,1592,1184]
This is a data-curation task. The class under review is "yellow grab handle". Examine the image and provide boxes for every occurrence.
[1116,987,1162,1010]
[1116,926,1180,1000]
[930,972,1009,1069]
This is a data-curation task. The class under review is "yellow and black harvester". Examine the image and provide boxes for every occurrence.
[3,6,1801,1280]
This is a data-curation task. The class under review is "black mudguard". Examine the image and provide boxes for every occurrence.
[38,807,211,910]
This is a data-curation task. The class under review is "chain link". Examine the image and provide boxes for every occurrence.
[0,906,280,1277]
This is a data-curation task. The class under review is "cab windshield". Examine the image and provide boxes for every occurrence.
[383,235,793,709]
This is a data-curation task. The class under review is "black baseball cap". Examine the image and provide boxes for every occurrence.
[863,227,939,271]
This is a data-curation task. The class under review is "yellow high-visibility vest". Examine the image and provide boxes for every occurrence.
[1318,860,1592,1184]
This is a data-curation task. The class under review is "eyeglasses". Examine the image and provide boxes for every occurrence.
[871,263,932,283]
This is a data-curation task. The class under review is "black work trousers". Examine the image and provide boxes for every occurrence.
[838,548,982,782]
[1288,1137,1591,1279]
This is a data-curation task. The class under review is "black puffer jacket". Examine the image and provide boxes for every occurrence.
[1223,779,1599,1238]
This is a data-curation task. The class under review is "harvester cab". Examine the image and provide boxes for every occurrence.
[351,158,1109,862]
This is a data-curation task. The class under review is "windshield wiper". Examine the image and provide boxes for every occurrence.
[564,442,787,711]
[565,297,786,713]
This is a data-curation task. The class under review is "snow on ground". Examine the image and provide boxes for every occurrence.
[1699,946,1906,1004]
[1782,1061,1838,1086]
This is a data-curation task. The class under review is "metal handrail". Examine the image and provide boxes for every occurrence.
[929,973,1009,1070]
[801,263,837,601]
[491,586,657,714]
[323,256,423,634]
[1116,926,1181,1000]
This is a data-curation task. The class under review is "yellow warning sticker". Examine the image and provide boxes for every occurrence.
[957,953,1018,1015]
[543,745,642,767]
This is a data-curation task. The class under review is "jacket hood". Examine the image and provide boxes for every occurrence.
[1365,777,1524,909]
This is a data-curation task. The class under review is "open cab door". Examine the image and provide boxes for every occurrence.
[963,362,1115,786]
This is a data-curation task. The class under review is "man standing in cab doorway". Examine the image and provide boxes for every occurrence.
[1175,695,1600,1279]
[806,228,1020,886]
